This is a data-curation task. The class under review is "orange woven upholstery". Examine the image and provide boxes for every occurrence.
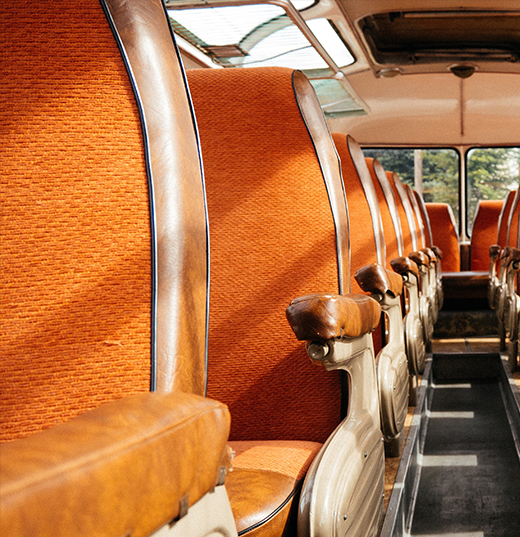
[229,441,322,480]
[1,0,151,442]
[332,136,384,354]
[188,68,342,444]
[470,200,503,270]
[426,203,461,272]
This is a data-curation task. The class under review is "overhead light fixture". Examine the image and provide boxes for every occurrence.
[377,67,402,78]
[449,64,476,78]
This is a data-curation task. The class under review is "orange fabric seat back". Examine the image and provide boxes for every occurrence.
[188,68,346,443]
[1,0,208,443]
[470,200,503,270]
[1,1,151,442]
[405,184,427,249]
[426,203,460,271]
[366,160,402,263]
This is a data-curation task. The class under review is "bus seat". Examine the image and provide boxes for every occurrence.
[414,190,435,248]
[404,183,426,249]
[188,67,385,536]
[387,172,416,255]
[404,184,444,316]
[365,158,427,384]
[389,172,439,328]
[489,191,516,310]
[440,199,502,303]
[496,191,520,355]
[470,200,504,270]
[365,158,405,262]
[333,134,411,454]
[426,203,461,272]
[498,190,518,247]
[411,189,445,311]
[1,1,235,535]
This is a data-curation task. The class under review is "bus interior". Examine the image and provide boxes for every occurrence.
[1,0,520,536]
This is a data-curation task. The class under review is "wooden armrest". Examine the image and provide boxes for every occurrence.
[390,256,420,278]
[0,392,230,537]
[409,250,430,268]
[286,293,381,342]
[354,263,403,298]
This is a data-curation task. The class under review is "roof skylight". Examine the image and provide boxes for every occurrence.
[167,4,354,71]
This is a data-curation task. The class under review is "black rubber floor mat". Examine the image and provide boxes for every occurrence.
[411,379,520,536]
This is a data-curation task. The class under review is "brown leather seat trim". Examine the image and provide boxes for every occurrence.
[421,247,438,263]
[102,0,209,394]
[372,160,406,257]
[292,71,350,294]
[354,263,404,298]
[390,172,420,251]
[442,271,489,281]
[391,256,420,278]
[490,244,501,257]
[431,245,443,259]
[286,292,381,342]
[225,468,301,536]
[410,250,430,268]
[0,392,230,537]
[345,135,387,266]
[413,189,434,247]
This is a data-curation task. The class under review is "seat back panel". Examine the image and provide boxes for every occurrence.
[426,203,461,272]
[470,200,503,270]
[1,0,152,442]
[188,68,343,443]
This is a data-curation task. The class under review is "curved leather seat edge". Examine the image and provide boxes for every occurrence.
[102,0,209,395]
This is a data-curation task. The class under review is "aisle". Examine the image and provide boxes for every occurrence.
[410,369,520,536]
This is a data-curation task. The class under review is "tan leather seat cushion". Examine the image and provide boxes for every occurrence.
[226,441,322,536]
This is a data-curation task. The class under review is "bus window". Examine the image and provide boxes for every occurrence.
[466,147,520,235]
[362,148,460,226]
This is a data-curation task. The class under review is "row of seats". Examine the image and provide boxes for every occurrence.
[0,2,442,536]
[488,190,520,364]
[426,197,511,303]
